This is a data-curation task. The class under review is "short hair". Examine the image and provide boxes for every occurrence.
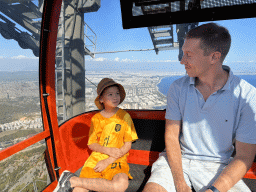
[185,23,231,62]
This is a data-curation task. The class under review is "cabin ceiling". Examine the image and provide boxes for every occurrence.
[120,0,256,29]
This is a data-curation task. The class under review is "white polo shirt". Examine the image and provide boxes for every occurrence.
[165,66,256,163]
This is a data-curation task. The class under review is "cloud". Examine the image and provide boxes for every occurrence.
[10,55,38,59]
[0,56,4,59]
[121,58,133,62]
[93,57,107,61]
[89,57,179,63]
[114,57,120,62]
[161,60,179,62]
[11,55,29,59]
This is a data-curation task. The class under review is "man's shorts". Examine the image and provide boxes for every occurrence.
[147,152,251,192]
[80,161,132,180]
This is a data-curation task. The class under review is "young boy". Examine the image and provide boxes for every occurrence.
[54,78,138,192]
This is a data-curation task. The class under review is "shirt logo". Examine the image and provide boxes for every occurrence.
[115,124,121,132]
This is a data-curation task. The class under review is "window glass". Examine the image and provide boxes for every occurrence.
[83,19,256,113]
[55,0,256,122]
[0,139,50,191]
[0,1,49,190]
[0,0,43,147]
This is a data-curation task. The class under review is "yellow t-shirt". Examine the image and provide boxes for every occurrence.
[82,108,138,170]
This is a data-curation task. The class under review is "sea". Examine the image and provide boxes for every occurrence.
[157,75,256,96]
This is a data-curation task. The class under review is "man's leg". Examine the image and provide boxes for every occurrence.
[70,173,129,192]
[189,159,251,192]
[143,182,168,192]
[143,154,192,192]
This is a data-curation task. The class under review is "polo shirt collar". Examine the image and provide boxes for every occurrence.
[189,65,233,91]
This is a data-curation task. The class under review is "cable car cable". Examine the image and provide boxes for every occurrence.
[85,76,97,87]
[93,48,156,54]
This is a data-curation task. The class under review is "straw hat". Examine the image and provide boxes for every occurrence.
[94,78,126,110]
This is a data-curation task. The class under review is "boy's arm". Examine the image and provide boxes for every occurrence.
[93,141,132,172]
[120,141,132,155]
[89,143,123,158]
[88,143,107,154]
[99,141,132,164]
[89,141,132,158]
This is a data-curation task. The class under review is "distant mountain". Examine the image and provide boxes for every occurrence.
[0,71,38,82]
[83,60,256,74]
[0,58,38,71]
[84,60,185,72]
[0,57,255,75]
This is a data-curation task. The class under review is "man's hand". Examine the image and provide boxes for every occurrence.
[93,159,109,172]
[107,147,123,158]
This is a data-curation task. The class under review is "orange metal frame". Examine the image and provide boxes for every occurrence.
[0,0,64,190]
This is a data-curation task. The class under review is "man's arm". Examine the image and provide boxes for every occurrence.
[207,141,256,192]
[165,119,192,192]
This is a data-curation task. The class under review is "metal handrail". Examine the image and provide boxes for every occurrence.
[84,21,96,36]
[84,21,97,53]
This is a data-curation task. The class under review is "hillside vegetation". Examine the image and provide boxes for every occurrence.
[0,144,49,192]
[0,97,40,124]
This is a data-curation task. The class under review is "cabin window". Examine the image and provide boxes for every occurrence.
[55,1,256,124]
[0,140,50,191]
[0,0,47,191]
[0,1,44,144]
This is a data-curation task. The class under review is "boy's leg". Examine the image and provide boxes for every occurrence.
[143,154,192,192]
[53,170,76,192]
[70,173,129,192]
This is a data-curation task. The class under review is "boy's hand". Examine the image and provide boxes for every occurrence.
[107,147,123,158]
[93,159,109,172]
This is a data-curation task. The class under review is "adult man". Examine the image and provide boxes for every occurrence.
[143,23,256,192]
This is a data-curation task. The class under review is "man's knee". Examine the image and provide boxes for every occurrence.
[143,182,167,192]
[112,173,129,192]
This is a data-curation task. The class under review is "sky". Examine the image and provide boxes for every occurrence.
[0,0,256,72]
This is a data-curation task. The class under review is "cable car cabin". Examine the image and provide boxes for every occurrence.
[0,0,256,192]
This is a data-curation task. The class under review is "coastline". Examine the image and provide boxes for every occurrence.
[156,74,256,97]
[156,74,186,96]
[156,76,168,97]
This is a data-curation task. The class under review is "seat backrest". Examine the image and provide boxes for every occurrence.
[58,110,256,191]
